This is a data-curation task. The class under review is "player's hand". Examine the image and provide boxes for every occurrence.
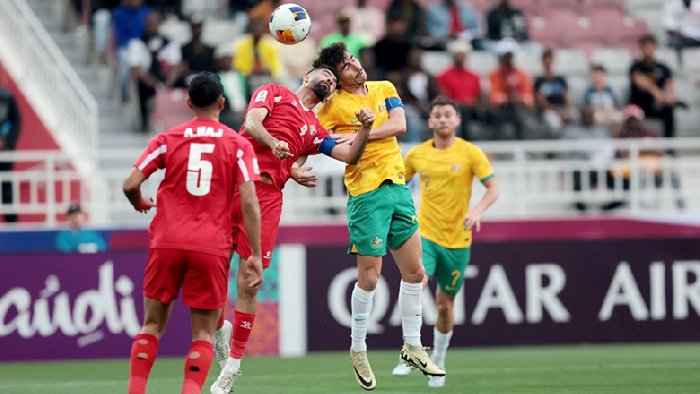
[332,133,357,144]
[464,211,482,232]
[271,139,294,159]
[355,108,375,128]
[290,166,318,188]
[246,255,263,289]
[136,197,155,213]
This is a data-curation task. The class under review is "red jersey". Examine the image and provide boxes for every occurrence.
[135,118,260,257]
[437,67,481,105]
[241,83,331,190]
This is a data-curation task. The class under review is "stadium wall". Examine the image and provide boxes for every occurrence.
[1,219,700,361]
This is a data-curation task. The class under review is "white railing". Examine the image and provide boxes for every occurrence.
[0,0,98,154]
[1,138,700,228]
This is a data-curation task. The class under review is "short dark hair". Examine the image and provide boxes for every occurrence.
[188,72,223,108]
[313,42,348,71]
[639,33,657,46]
[591,64,607,73]
[429,96,459,114]
[542,48,553,60]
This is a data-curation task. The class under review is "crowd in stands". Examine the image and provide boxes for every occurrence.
[64,0,697,144]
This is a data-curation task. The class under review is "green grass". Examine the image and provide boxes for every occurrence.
[1,343,699,393]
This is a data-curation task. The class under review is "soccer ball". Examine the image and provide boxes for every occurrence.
[269,3,311,45]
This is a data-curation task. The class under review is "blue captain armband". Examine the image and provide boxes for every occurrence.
[319,136,338,157]
[385,97,404,111]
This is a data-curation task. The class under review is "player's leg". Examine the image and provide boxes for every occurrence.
[387,184,444,377]
[179,250,230,394]
[428,245,470,388]
[182,307,218,394]
[346,184,393,390]
[129,248,183,394]
[393,237,438,377]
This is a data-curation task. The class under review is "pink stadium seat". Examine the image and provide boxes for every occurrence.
[571,41,605,57]
[535,9,583,48]
[580,0,624,11]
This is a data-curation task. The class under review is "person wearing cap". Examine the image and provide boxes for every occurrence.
[55,203,107,253]
[488,38,534,139]
[436,40,481,139]
[320,10,366,59]
[166,15,216,88]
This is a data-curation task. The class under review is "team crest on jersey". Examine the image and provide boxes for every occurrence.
[370,236,384,249]
[377,103,386,113]
[310,125,317,135]
[350,119,358,125]
[451,164,463,172]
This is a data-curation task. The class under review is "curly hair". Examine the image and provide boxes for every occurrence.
[312,42,348,70]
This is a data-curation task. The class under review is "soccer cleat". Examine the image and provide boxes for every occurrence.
[428,375,446,388]
[399,344,446,377]
[350,350,377,390]
[210,365,241,394]
[214,320,233,369]
[392,361,412,376]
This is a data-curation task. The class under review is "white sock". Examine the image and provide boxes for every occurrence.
[225,357,241,371]
[350,282,375,352]
[432,327,453,368]
[400,280,423,347]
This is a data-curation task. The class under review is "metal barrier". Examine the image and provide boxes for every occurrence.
[1,138,700,228]
[0,0,98,155]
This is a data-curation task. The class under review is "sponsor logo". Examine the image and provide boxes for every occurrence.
[240,320,253,330]
[264,251,272,260]
[451,164,463,172]
[353,367,374,388]
[377,104,386,113]
[350,244,359,254]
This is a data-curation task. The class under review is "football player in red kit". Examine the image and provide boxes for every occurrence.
[210,66,375,394]
[122,72,262,394]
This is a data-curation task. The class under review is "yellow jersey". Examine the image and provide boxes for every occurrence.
[317,81,406,197]
[405,138,494,248]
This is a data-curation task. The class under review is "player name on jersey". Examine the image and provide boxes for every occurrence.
[183,126,224,138]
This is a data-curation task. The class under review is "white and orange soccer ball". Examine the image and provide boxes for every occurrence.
[269,3,311,45]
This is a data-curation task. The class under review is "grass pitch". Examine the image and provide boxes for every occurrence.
[1,343,699,393]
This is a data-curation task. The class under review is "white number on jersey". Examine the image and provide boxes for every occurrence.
[300,124,308,136]
[186,143,215,196]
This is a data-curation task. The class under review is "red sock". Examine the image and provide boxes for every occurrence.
[128,334,159,394]
[181,340,214,394]
[230,310,256,359]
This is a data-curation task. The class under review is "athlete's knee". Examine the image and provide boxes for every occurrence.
[358,274,379,291]
[437,300,452,317]
[402,263,425,283]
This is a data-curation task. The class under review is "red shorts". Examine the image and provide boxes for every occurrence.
[231,181,282,268]
[143,248,230,310]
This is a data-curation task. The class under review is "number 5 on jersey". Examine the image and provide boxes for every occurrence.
[187,143,215,196]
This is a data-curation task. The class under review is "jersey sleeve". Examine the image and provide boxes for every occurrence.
[404,148,416,181]
[306,121,333,156]
[470,146,494,182]
[382,81,404,112]
[134,134,167,178]
[234,138,260,185]
[247,84,277,113]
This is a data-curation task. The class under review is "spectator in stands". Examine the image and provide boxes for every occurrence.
[113,0,150,101]
[584,65,623,133]
[215,46,247,130]
[436,41,481,139]
[535,49,573,136]
[392,48,439,142]
[374,16,414,74]
[386,0,426,44]
[71,0,120,64]
[166,16,216,88]
[665,0,700,50]
[144,0,183,18]
[426,0,482,50]
[484,0,529,48]
[233,18,283,81]
[56,203,107,253]
[488,38,534,139]
[320,11,366,59]
[629,34,676,139]
[0,86,20,223]
[128,12,181,133]
[345,0,385,47]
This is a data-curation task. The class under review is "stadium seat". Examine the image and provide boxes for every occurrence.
[581,0,625,11]
[469,51,498,76]
[514,51,542,75]
[681,48,700,72]
[421,51,452,76]
[552,49,588,77]
[590,48,632,74]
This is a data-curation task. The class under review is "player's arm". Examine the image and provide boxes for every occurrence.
[367,100,406,141]
[464,176,500,232]
[404,150,416,181]
[244,107,293,159]
[122,168,155,213]
[290,155,317,188]
[322,108,374,164]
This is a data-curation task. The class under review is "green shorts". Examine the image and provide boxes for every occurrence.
[346,182,418,256]
[422,237,471,296]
